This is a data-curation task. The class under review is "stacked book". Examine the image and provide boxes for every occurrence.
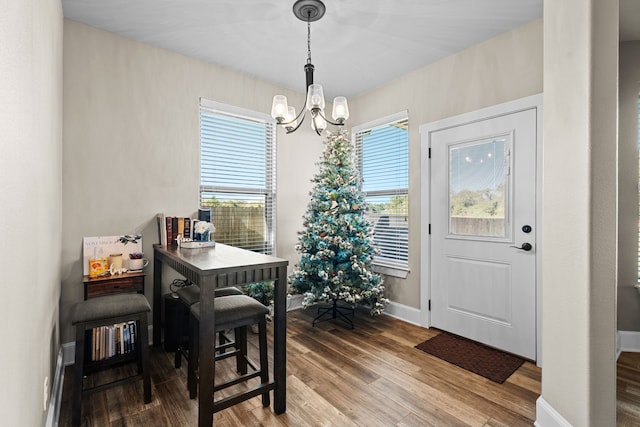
[156,213,194,246]
[90,321,137,361]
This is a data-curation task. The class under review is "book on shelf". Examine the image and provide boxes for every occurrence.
[157,213,167,246]
[184,218,191,239]
[177,218,184,239]
[123,322,131,354]
[90,321,138,361]
[171,217,178,246]
[129,321,136,352]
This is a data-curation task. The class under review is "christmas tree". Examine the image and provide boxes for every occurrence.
[289,130,388,322]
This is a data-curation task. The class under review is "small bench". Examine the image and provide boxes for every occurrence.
[70,293,151,426]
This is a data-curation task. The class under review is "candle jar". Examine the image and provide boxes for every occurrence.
[108,253,123,270]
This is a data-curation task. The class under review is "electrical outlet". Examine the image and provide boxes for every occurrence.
[43,376,49,411]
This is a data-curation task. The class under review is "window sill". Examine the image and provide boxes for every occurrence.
[373,264,409,279]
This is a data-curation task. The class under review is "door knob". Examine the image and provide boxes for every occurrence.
[511,242,533,251]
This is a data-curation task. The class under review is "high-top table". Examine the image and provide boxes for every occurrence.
[153,243,288,426]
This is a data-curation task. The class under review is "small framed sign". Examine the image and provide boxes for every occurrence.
[82,235,142,276]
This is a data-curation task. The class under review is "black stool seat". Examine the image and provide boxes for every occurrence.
[190,295,269,329]
[71,293,150,324]
[71,293,151,427]
[173,286,244,369]
[175,285,243,306]
[187,294,271,411]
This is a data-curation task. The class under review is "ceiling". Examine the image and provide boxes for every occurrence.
[62,0,639,100]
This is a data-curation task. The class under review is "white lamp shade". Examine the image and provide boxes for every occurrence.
[312,113,327,132]
[271,95,288,121]
[285,106,298,128]
[332,96,349,121]
[306,84,325,111]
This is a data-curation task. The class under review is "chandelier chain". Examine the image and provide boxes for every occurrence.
[307,17,312,64]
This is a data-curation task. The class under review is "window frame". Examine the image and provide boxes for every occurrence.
[199,98,277,255]
[353,111,410,278]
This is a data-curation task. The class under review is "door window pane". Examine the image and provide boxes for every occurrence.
[449,138,509,238]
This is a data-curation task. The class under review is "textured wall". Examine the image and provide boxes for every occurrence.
[0,0,63,425]
[540,0,618,424]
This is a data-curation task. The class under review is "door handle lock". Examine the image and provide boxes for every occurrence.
[511,242,533,251]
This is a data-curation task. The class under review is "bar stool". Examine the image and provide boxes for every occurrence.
[173,285,244,369]
[70,293,151,427]
[188,295,270,411]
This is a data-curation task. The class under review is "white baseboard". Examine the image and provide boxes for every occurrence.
[617,330,640,359]
[534,396,572,427]
[382,300,422,326]
[534,333,636,426]
[45,348,65,427]
[62,342,75,366]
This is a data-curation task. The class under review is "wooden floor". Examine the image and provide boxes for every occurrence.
[617,352,640,425]
[55,307,630,426]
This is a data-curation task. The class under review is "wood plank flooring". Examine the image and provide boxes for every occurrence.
[617,352,640,426]
[56,306,633,426]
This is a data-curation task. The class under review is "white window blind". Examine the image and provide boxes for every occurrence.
[354,112,409,271]
[199,99,276,254]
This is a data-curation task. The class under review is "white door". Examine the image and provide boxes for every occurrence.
[429,107,537,360]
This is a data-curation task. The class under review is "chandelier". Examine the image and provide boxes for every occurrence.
[270,0,349,136]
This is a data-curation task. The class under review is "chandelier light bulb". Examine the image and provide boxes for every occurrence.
[306,84,325,111]
[271,95,289,122]
[312,113,327,133]
[332,96,349,122]
[285,106,298,129]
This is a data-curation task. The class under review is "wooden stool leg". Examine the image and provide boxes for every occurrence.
[188,314,199,399]
[175,303,188,369]
[72,324,86,427]
[138,316,152,403]
[174,346,182,369]
[236,326,248,375]
[258,320,270,407]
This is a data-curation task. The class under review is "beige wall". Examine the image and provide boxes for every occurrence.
[0,0,63,425]
[347,19,543,308]
[539,0,618,424]
[618,41,640,331]
[62,19,321,343]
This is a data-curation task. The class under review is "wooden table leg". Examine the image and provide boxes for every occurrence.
[198,275,216,427]
[273,265,288,414]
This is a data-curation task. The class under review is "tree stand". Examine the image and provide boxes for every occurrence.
[312,299,355,329]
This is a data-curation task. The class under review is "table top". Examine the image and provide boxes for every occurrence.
[153,243,287,274]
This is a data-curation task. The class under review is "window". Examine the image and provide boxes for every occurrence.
[354,112,409,275]
[449,136,510,239]
[199,98,276,254]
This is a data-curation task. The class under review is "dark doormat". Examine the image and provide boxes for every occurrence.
[415,332,525,383]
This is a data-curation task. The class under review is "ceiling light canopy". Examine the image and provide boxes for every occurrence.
[271,0,349,136]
